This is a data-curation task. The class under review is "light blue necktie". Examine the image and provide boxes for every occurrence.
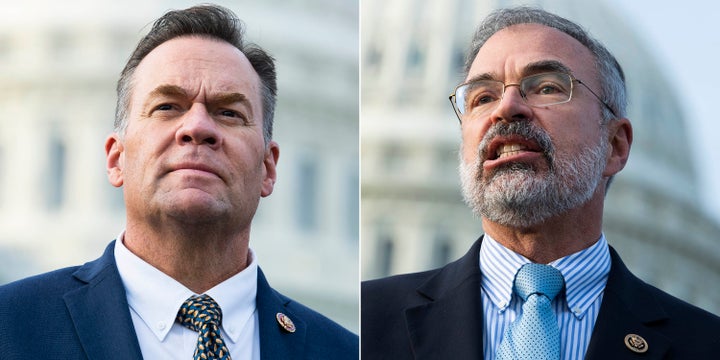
[497,263,565,360]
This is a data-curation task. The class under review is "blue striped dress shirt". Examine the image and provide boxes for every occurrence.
[480,234,611,360]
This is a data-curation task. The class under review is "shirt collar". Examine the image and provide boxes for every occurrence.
[479,233,610,319]
[114,231,258,343]
[549,234,610,319]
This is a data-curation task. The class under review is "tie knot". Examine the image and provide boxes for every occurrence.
[513,263,564,301]
[177,294,224,332]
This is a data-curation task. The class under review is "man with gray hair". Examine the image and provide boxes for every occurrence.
[0,4,357,359]
[362,6,719,359]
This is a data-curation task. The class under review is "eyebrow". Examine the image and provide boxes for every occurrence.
[142,84,188,112]
[465,60,574,84]
[209,92,254,120]
[212,92,251,107]
[522,60,573,76]
[146,84,188,99]
[143,84,255,118]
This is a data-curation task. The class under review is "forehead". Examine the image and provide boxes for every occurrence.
[131,36,261,105]
[467,23,597,82]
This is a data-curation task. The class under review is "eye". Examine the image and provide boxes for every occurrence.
[476,94,496,105]
[524,73,571,97]
[149,103,181,117]
[219,109,240,118]
[538,83,562,95]
[216,108,250,125]
[155,104,174,111]
[464,83,501,110]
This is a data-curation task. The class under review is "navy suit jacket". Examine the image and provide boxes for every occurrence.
[0,241,358,359]
[362,237,720,359]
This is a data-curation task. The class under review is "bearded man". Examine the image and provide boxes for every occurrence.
[361,6,720,360]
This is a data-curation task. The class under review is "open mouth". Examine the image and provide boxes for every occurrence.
[496,143,529,159]
[485,137,543,161]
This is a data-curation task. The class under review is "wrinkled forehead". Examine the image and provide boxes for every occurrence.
[467,23,598,84]
[132,36,262,106]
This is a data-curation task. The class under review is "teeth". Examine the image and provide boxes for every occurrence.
[496,143,528,158]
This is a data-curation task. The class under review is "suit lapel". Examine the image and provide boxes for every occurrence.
[257,268,307,360]
[404,239,484,359]
[64,241,144,360]
[402,239,674,359]
[584,247,670,360]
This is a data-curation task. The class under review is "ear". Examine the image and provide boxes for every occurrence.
[260,140,280,197]
[105,133,125,187]
[603,117,632,177]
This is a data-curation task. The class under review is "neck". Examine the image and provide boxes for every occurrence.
[123,221,250,294]
[482,191,605,264]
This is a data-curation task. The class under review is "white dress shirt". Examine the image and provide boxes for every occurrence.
[480,234,611,360]
[114,232,260,360]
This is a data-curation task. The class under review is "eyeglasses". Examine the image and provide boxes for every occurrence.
[448,72,617,123]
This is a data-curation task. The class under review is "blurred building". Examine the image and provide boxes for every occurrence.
[0,0,358,330]
[361,0,720,314]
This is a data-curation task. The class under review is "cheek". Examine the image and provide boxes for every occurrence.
[461,142,476,165]
[228,143,266,174]
[460,123,487,162]
[549,125,598,156]
[122,141,157,180]
[570,115,602,141]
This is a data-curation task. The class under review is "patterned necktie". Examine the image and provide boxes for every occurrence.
[177,294,233,360]
[496,263,565,360]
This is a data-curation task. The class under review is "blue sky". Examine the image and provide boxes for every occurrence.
[608,0,720,220]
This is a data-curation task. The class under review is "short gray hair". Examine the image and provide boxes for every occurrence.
[465,6,626,122]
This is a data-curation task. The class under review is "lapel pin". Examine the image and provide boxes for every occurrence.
[276,312,296,333]
[624,334,648,353]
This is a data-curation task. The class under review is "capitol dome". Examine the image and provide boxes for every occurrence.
[361,0,720,314]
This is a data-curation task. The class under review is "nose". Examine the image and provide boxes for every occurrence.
[489,84,532,124]
[176,104,222,148]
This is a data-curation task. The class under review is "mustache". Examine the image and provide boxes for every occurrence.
[478,121,555,165]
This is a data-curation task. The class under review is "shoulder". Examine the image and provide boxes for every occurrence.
[0,241,116,306]
[361,240,482,330]
[277,290,356,337]
[361,238,482,316]
[638,280,720,332]
[0,266,85,329]
[272,289,358,359]
[604,248,720,354]
[0,266,86,355]
[0,242,119,334]
[0,265,83,306]
[360,269,441,360]
[607,247,720,329]
[631,280,720,355]
[362,238,483,309]
[362,269,439,311]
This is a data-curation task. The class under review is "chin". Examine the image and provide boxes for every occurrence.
[162,193,229,221]
[169,206,226,224]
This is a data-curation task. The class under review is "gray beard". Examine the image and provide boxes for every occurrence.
[459,122,608,228]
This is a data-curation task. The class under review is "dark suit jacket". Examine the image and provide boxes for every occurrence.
[362,237,720,359]
[0,241,358,359]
